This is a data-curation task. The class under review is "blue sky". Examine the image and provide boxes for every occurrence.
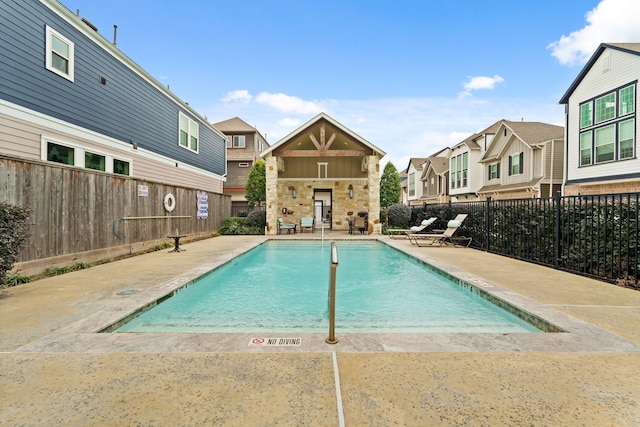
[63,0,640,171]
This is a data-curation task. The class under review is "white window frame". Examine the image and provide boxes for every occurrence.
[509,153,522,175]
[579,132,592,166]
[317,162,328,179]
[45,26,74,82]
[178,112,199,153]
[488,163,499,180]
[231,135,246,148]
[594,125,615,164]
[40,136,132,175]
[408,172,415,196]
[238,162,250,168]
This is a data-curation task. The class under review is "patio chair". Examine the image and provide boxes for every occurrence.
[277,218,297,234]
[408,214,472,247]
[388,217,437,239]
[300,216,314,233]
[354,213,367,234]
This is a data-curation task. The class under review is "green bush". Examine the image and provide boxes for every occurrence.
[220,217,248,235]
[387,204,411,228]
[0,202,31,286]
[1,273,31,288]
[246,209,266,229]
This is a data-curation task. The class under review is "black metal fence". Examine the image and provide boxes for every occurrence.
[409,192,639,289]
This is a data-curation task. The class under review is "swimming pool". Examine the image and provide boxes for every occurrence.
[113,241,544,334]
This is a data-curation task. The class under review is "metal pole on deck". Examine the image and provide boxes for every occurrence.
[326,241,339,344]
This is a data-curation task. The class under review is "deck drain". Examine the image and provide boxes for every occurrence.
[116,289,138,296]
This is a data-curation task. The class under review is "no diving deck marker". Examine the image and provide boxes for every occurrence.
[249,337,302,346]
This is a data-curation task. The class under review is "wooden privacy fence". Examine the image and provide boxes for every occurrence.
[1,157,230,272]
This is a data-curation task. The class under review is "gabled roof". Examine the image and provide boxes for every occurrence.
[559,43,640,104]
[420,156,449,181]
[480,121,564,162]
[406,158,428,173]
[260,112,386,157]
[419,147,451,180]
[213,117,259,133]
[452,120,502,151]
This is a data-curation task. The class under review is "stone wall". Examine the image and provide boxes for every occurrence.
[564,180,640,196]
[265,155,382,234]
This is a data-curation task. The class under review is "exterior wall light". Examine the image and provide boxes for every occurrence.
[348,184,353,199]
[292,188,297,198]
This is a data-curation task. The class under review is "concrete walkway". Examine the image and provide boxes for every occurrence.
[1,233,640,426]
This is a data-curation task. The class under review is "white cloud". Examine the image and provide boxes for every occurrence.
[548,0,640,66]
[278,118,301,127]
[458,75,505,98]
[222,89,253,103]
[203,92,564,174]
[255,92,323,114]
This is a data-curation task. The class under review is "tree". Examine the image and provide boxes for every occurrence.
[245,159,266,209]
[380,161,402,208]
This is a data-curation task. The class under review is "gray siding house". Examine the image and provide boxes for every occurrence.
[0,0,229,274]
[213,117,269,215]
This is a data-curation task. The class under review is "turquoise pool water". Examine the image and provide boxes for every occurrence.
[115,241,541,333]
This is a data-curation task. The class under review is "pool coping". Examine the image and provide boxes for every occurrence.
[11,236,640,354]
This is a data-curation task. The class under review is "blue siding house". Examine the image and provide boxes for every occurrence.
[0,0,230,275]
[0,0,226,191]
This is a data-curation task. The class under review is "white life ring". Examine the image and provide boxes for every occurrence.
[163,193,176,212]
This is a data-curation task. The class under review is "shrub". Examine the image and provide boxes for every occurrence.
[0,202,31,286]
[1,273,31,289]
[220,217,247,235]
[387,203,411,228]
[246,209,266,229]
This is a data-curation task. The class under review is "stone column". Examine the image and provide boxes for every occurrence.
[367,155,382,234]
[265,155,279,235]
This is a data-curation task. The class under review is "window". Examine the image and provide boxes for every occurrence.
[45,26,74,81]
[408,172,415,196]
[619,119,635,160]
[233,135,246,148]
[317,162,328,179]
[179,112,198,152]
[47,141,75,165]
[462,152,468,186]
[114,159,130,175]
[509,152,523,175]
[594,125,615,163]
[619,85,635,116]
[85,151,106,171]
[488,163,500,180]
[580,102,593,128]
[580,132,592,166]
[595,92,616,124]
[450,158,456,189]
[450,153,468,189]
[42,137,131,175]
[577,83,635,166]
[430,177,435,191]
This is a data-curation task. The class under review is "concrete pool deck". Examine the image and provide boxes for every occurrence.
[2,233,640,425]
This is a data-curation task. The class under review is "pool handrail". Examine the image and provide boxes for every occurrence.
[326,241,339,344]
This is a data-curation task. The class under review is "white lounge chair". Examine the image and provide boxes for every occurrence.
[388,217,437,240]
[408,214,472,247]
